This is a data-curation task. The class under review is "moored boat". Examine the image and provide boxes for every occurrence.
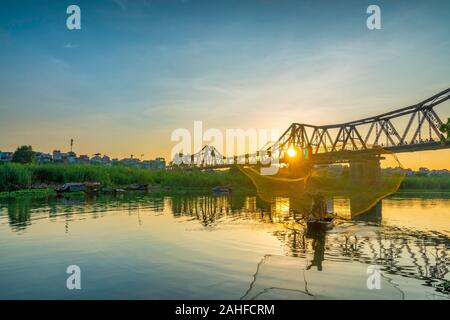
[55,182,86,194]
[212,185,232,195]
[55,182,100,195]
[305,217,334,232]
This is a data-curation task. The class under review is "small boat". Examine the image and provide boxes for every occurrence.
[55,183,86,194]
[305,193,335,231]
[83,182,101,193]
[55,182,100,195]
[212,185,232,195]
[305,217,334,232]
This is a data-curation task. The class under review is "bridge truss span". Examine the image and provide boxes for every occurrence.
[172,88,450,169]
[270,87,450,157]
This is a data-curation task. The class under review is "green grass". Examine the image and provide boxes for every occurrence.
[0,163,31,191]
[0,163,155,192]
[1,162,449,196]
[0,163,254,193]
[399,174,450,191]
[152,166,254,189]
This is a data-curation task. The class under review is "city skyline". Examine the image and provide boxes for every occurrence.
[1,142,450,172]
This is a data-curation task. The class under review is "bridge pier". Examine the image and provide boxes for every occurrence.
[349,157,381,186]
[351,200,382,223]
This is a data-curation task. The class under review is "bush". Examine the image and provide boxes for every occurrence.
[12,145,35,164]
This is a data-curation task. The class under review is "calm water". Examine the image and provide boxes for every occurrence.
[0,192,449,300]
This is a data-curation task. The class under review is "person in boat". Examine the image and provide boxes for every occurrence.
[310,193,327,220]
[308,193,334,222]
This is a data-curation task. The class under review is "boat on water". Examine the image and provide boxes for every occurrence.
[55,183,85,194]
[212,185,232,195]
[305,216,334,232]
[305,194,335,231]
[55,182,100,194]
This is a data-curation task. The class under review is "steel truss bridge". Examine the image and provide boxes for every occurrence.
[172,88,450,169]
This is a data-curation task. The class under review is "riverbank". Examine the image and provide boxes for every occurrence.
[0,163,449,199]
[0,163,254,199]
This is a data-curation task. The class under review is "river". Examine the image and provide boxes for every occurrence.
[0,192,449,299]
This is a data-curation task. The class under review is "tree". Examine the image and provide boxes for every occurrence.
[12,145,35,164]
[440,118,450,143]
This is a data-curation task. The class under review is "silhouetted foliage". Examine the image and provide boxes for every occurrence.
[12,145,35,164]
[439,117,450,143]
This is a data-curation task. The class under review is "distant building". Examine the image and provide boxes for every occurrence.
[77,155,90,164]
[418,167,430,174]
[120,158,141,168]
[67,151,77,164]
[429,169,450,176]
[53,150,63,163]
[142,160,151,169]
[101,155,111,165]
[0,151,13,162]
[153,157,166,170]
[36,152,52,164]
[143,157,166,171]
[90,154,103,165]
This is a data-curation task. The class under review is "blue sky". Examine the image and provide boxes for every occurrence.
[0,0,449,166]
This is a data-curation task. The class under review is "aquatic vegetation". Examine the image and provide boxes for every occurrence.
[0,188,55,200]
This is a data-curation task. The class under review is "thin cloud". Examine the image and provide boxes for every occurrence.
[63,43,78,49]
[50,57,70,68]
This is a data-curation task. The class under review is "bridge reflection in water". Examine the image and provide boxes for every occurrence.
[168,193,449,298]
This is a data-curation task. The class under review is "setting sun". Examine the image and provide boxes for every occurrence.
[287,147,297,158]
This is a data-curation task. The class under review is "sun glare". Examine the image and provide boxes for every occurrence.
[287,147,296,158]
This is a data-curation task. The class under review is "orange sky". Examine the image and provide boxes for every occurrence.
[394,149,450,170]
